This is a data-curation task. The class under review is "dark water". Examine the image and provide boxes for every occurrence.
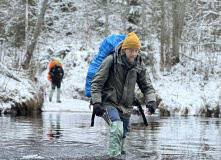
[0,112,220,160]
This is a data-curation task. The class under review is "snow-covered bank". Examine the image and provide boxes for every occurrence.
[0,63,44,114]
[42,98,92,113]
[155,75,221,117]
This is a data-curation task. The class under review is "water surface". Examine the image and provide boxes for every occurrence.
[0,112,220,160]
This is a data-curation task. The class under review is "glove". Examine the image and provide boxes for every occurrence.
[133,97,140,106]
[146,101,157,114]
[93,103,106,116]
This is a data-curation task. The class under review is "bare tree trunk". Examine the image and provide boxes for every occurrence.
[0,40,3,62]
[25,0,28,49]
[160,0,165,72]
[105,0,110,37]
[165,32,171,71]
[172,0,186,65]
[22,0,48,69]
[141,0,145,41]
[122,0,126,34]
[165,1,172,71]
[172,0,179,65]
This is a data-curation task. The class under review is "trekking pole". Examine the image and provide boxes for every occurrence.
[136,98,148,126]
[89,99,95,127]
[91,112,95,127]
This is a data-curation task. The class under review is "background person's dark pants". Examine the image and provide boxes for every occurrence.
[49,81,61,102]
[51,81,61,89]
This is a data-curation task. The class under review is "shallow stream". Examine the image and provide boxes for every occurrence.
[0,112,220,160]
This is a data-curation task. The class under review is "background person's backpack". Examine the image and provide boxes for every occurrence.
[84,35,126,98]
[47,61,63,81]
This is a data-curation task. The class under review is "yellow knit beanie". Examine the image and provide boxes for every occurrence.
[122,32,140,49]
[56,59,61,63]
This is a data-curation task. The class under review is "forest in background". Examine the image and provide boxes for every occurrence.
[0,0,221,116]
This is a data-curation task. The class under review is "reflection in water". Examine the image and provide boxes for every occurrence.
[128,115,221,160]
[0,112,220,160]
[46,114,62,140]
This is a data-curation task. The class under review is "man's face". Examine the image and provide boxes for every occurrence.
[123,48,139,62]
[55,62,60,66]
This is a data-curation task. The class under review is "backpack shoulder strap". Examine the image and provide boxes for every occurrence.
[138,55,142,64]
[112,52,117,74]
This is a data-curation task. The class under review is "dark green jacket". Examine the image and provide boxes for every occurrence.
[91,42,156,119]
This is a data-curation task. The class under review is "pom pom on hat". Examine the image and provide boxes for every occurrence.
[122,32,140,49]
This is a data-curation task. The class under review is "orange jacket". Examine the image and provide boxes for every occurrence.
[47,61,63,81]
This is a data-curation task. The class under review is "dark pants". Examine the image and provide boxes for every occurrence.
[51,81,61,89]
[103,107,130,138]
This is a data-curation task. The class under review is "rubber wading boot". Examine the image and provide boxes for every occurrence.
[109,121,123,156]
[57,88,61,103]
[49,89,55,102]
[121,138,126,154]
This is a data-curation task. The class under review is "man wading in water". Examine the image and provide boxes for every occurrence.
[91,32,157,155]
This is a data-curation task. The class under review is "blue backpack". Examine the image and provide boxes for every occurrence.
[85,35,126,98]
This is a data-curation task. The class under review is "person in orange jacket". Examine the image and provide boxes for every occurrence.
[48,59,64,103]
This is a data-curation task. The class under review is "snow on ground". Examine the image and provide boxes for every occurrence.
[42,98,92,113]
[0,66,39,112]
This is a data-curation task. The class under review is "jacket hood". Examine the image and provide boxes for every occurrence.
[115,40,124,55]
